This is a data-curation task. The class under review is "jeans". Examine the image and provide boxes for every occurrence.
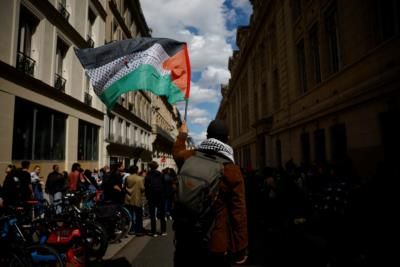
[149,200,166,234]
[49,192,63,214]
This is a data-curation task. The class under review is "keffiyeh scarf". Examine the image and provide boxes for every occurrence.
[197,138,235,163]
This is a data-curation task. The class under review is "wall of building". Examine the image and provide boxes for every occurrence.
[218,0,400,180]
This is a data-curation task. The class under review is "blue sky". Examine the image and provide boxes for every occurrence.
[141,0,252,144]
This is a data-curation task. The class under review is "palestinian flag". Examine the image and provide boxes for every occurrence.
[75,38,191,109]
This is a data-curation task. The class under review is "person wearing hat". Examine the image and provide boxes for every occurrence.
[172,120,248,266]
[144,160,167,237]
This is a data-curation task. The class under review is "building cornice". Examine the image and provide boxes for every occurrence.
[90,0,107,21]
[0,60,104,120]
[28,0,90,48]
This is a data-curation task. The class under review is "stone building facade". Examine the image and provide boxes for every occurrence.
[0,0,180,180]
[217,0,400,180]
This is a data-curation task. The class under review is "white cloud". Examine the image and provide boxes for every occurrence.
[176,106,211,126]
[191,118,210,127]
[141,0,229,37]
[140,0,250,137]
[187,34,233,71]
[190,130,207,145]
[199,66,231,86]
[189,83,220,104]
[187,107,209,119]
[141,0,233,71]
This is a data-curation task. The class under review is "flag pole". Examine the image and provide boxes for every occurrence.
[184,98,189,122]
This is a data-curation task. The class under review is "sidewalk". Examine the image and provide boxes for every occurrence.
[102,218,150,260]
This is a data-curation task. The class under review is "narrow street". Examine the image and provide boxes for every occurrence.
[98,220,263,267]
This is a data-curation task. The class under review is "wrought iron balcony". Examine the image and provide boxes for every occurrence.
[84,92,92,106]
[17,52,35,76]
[87,35,94,48]
[54,73,66,92]
[58,2,70,21]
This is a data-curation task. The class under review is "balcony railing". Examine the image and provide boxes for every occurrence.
[58,2,70,21]
[54,73,66,92]
[87,35,94,48]
[17,52,35,76]
[84,92,92,106]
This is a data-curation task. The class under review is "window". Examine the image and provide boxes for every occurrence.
[107,114,115,141]
[292,0,302,21]
[134,126,138,143]
[243,145,251,169]
[12,98,66,160]
[330,124,347,161]
[314,128,326,164]
[78,120,99,160]
[301,132,310,165]
[309,24,321,84]
[376,0,400,41]
[297,39,307,93]
[254,91,259,120]
[241,81,249,131]
[273,69,280,110]
[110,157,118,165]
[262,82,268,115]
[126,123,130,144]
[58,0,70,21]
[17,6,39,76]
[87,8,96,47]
[325,2,341,74]
[242,103,249,131]
[276,139,282,167]
[118,119,123,143]
[55,38,68,91]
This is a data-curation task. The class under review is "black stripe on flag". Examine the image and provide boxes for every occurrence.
[75,37,185,69]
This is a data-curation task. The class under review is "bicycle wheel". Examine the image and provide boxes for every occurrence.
[0,249,31,267]
[27,244,64,267]
[114,206,132,241]
[84,221,108,261]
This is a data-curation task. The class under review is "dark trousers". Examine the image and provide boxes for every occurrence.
[149,200,166,234]
[133,205,144,233]
[174,239,231,267]
[126,205,144,233]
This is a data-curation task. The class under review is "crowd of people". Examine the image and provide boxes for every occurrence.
[0,154,390,266]
[0,160,178,238]
[243,158,388,267]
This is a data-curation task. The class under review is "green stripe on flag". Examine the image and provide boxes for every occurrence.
[100,64,185,109]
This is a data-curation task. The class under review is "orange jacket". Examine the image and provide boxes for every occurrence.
[172,133,248,253]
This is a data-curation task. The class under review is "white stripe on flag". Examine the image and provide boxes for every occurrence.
[86,43,171,95]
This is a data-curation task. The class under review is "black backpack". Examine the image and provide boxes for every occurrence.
[173,151,229,244]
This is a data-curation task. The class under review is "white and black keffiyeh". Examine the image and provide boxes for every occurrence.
[197,138,235,163]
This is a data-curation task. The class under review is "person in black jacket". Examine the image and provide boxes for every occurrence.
[46,164,67,214]
[145,161,166,237]
[103,162,124,204]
